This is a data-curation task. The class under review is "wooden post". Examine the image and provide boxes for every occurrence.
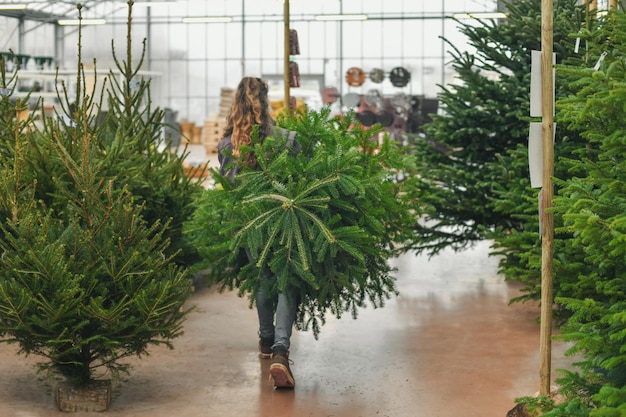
[284,0,290,113]
[539,0,555,397]
[609,0,618,9]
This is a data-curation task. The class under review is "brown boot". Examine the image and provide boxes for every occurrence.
[269,350,295,388]
[258,337,273,359]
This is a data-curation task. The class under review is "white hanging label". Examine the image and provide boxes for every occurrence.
[594,51,607,71]
[528,121,557,189]
[530,50,556,118]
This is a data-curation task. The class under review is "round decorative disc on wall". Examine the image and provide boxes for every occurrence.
[343,92,362,108]
[345,66,366,87]
[376,111,394,127]
[364,89,383,107]
[389,66,411,87]
[391,92,411,111]
[369,68,385,83]
[356,110,376,127]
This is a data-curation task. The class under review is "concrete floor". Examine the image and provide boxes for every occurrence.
[0,239,573,417]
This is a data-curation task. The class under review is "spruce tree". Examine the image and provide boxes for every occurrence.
[185,108,418,337]
[537,9,626,415]
[0,3,193,386]
[409,0,589,303]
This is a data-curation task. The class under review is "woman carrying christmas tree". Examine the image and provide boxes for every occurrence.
[218,76,299,389]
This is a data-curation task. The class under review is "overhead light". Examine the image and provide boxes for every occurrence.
[0,4,28,10]
[314,14,368,21]
[452,12,508,19]
[58,18,107,26]
[133,1,178,6]
[182,16,233,23]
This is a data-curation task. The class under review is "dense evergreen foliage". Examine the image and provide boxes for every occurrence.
[406,2,626,410]
[185,109,419,337]
[408,0,589,303]
[4,12,204,270]
[488,0,592,304]
[538,9,626,416]
[94,31,204,268]
[0,4,194,386]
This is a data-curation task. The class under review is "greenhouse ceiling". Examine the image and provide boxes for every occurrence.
[0,0,505,25]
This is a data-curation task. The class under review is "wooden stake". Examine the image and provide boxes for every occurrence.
[284,0,290,113]
[540,0,555,396]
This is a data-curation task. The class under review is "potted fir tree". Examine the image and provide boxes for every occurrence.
[0,2,199,411]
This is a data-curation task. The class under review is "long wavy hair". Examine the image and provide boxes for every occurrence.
[223,77,274,168]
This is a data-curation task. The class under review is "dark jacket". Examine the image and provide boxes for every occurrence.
[218,126,300,182]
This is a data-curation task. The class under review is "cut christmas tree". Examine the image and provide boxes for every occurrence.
[185,108,419,337]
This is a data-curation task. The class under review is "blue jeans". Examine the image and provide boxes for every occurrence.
[256,283,297,352]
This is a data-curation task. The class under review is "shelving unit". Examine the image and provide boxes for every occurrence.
[10,68,160,108]
[13,70,63,105]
